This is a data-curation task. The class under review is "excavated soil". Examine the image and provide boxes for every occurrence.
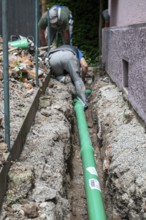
[0,62,146,220]
[0,67,99,220]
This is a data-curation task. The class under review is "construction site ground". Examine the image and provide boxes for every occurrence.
[0,49,146,219]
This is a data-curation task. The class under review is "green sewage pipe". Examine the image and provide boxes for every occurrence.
[74,97,107,220]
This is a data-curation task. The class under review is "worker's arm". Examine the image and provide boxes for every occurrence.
[80,57,88,81]
[39,28,47,46]
[63,30,70,44]
[38,11,48,46]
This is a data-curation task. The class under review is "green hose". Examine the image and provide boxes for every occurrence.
[74,99,106,220]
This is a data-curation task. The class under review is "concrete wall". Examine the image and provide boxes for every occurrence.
[109,0,146,27]
[102,24,146,123]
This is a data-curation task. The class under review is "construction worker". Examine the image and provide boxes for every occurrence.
[38,5,73,46]
[102,9,110,27]
[48,45,88,109]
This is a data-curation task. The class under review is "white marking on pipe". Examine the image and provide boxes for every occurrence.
[89,179,101,191]
[86,167,98,176]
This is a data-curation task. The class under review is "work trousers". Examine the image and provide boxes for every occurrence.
[49,50,87,105]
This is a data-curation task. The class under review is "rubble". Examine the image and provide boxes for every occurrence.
[0,38,49,157]
[0,78,74,220]
[92,72,146,219]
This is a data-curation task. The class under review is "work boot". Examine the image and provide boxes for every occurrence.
[76,97,88,110]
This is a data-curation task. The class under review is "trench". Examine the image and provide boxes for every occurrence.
[66,68,110,219]
[0,67,109,220]
[67,94,105,219]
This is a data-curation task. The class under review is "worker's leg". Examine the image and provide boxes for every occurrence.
[74,80,87,107]
[61,32,65,45]
[69,14,73,46]
[63,52,87,107]
[45,27,57,46]
[49,51,65,81]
